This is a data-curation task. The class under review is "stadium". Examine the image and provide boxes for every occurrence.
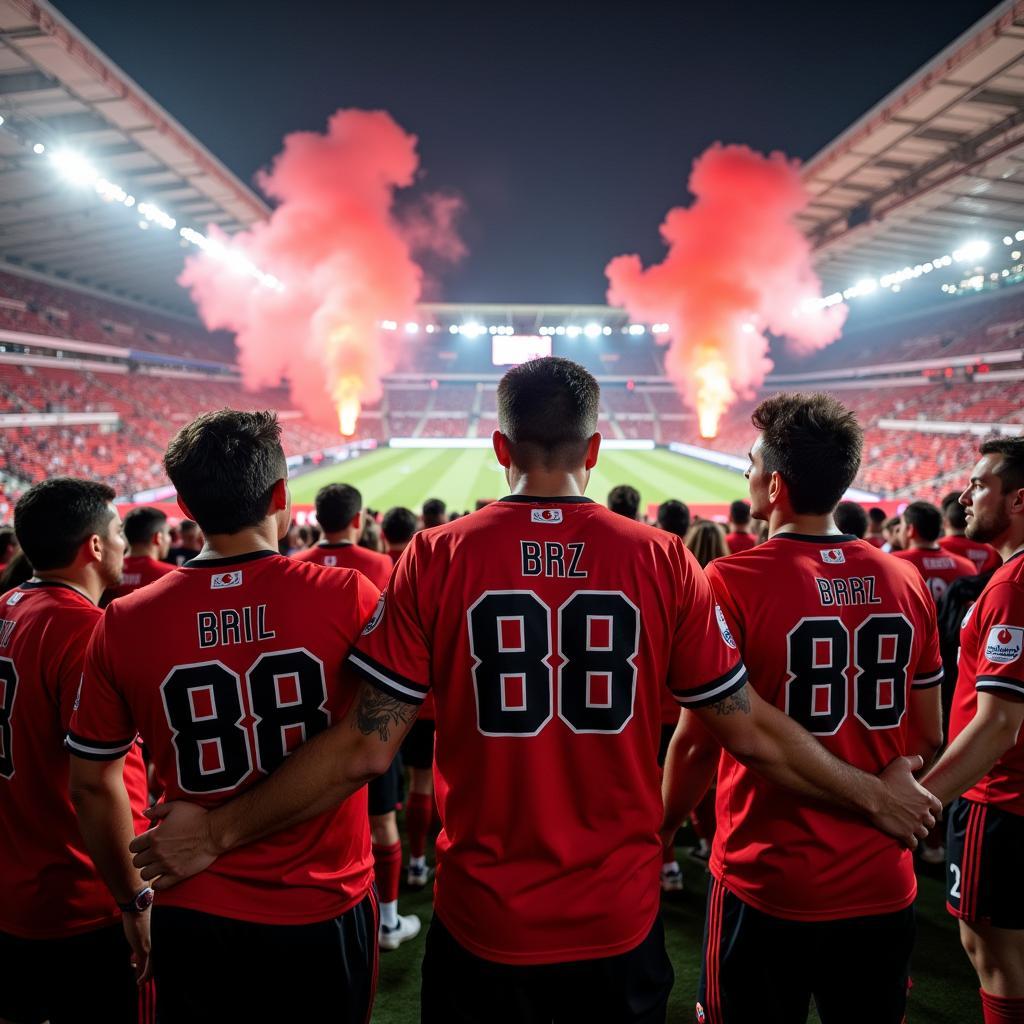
[1,1,1024,1023]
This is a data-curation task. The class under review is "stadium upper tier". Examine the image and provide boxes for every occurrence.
[0,271,1022,504]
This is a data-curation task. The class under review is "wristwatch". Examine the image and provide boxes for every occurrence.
[118,887,154,914]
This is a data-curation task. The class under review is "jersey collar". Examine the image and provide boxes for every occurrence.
[772,532,858,545]
[183,549,278,569]
[317,541,355,548]
[499,495,594,504]
[20,579,90,597]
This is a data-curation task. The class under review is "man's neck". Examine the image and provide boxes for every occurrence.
[993,523,1024,563]
[320,529,358,545]
[945,528,965,538]
[508,470,587,499]
[128,544,158,560]
[387,543,409,556]
[730,525,750,534]
[768,509,842,538]
[910,540,941,551]
[33,569,99,605]
[191,523,279,561]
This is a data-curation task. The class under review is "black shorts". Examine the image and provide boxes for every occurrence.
[421,912,673,1024]
[0,922,143,1024]
[947,796,1024,928]
[698,877,914,1024]
[657,724,675,767]
[151,892,378,1023]
[402,717,436,770]
[368,755,404,816]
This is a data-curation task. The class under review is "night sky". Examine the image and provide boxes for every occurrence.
[52,0,1002,304]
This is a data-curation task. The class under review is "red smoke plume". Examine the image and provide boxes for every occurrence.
[179,109,464,433]
[605,144,845,437]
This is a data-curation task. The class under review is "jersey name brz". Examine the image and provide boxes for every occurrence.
[520,541,588,578]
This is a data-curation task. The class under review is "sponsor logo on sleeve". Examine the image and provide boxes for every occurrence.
[985,625,1023,664]
[820,548,846,565]
[696,1003,706,1024]
[362,593,387,635]
[962,603,976,629]
[530,508,563,524]
[211,571,243,590]
[5,591,22,606]
[715,604,737,649]
[72,677,82,712]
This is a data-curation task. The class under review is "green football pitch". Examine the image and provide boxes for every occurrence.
[289,446,749,512]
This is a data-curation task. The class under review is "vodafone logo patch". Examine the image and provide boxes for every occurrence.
[715,604,737,649]
[985,624,1023,664]
[531,508,563,524]
[211,571,243,590]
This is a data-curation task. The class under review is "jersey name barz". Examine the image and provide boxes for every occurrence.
[815,575,882,607]
[197,604,276,648]
[520,541,587,578]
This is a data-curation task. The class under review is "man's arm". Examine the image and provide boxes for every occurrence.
[69,755,151,981]
[130,681,417,888]
[907,686,944,769]
[694,684,940,847]
[660,710,719,845]
[920,692,1024,806]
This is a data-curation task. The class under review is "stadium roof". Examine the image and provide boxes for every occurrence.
[0,0,268,314]
[804,0,1024,291]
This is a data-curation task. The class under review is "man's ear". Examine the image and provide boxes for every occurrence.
[768,471,786,506]
[584,433,601,471]
[176,497,194,521]
[268,478,288,512]
[493,431,512,469]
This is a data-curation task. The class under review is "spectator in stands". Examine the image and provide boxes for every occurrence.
[893,501,976,604]
[835,500,868,539]
[0,526,18,573]
[168,519,202,566]
[940,490,1001,573]
[0,550,32,592]
[381,507,417,564]
[422,498,447,529]
[865,507,887,548]
[724,499,757,554]
[359,513,384,553]
[279,523,305,556]
[882,515,903,553]
[607,484,641,520]
[685,520,729,567]
[103,506,174,605]
[656,499,691,539]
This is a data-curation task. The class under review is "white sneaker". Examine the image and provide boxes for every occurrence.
[406,863,433,889]
[660,866,684,892]
[920,844,946,865]
[379,913,421,951]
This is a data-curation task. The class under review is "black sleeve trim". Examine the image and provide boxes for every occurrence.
[672,662,748,708]
[347,649,429,706]
[976,676,1024,698]
[912,666,945,690]
[65,731,136,760]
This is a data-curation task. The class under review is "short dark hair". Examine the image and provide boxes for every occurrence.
[903,500,942,543]
[979,437,1024,494]
[751,392,863,515]
[608,485,640,519]
[164,409,287,536]
[123,506,168,546]
[422,498,447,527]
[657,499,691,537]
[0,527,17,562]
[381,507,417,545]
[834,500,868,538]
[496,357,600,469]
[729,499,751,526]
[942,491,967,531]
[868,507,886,526]
[315,483,362,533]
[179,520,199,537]
[14,477,116,571]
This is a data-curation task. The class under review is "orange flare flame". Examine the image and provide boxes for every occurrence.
[335,375,362,437]
[694,354,734,439]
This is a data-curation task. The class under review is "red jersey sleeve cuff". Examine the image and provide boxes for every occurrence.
[347,649,429,705]
[65,731,136,761]
[672,662,748,708]
[912,667,944,690]
[976,675,1024,699]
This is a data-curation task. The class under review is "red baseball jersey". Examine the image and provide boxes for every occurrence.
[724,531,757,555]
[347,495,745,964]
[948,550,1024,815]
[292,541,393,590]
[103,554,176,604]
[939,534,1002,575]
[865,536,886,549]
[705,533,943,921]
[892,546,976,603]
[68,550,381,925]
[0,582,148,939]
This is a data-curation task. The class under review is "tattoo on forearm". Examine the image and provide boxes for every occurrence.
[354,685,417,741]
[711,687,751,716]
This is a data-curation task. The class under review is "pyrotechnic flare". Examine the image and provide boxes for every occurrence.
[179,109,464,436]
[606,144,845,438]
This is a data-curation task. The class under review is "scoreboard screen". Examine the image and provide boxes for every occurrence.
[491,335,552,366]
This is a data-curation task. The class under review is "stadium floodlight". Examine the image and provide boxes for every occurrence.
[380,320,398,331]
[1005,235,1014,245]
[50,149,98,186]
[460,322,484,338]
[425,324,436,334]
[566,325,581,339]
[405,322,419,334]
[1014,251,1022,260]
[583,322,601,339]
[555,326,566,335]
[1017,231,1024,242]
[628,324,645,336]
[0,116,5,127]
[448,324,459,334]
[954,240,990,263]
[32,142,45,155]
[602,326,612,336]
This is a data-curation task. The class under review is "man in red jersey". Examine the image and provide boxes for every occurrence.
[295,483,392,588]
[294,481,418,946]
[920,438,1024,1024]
[724,499,757,554]
[129,360,938,1024]
[866,506,888,548]
[67,411,382,1024]
[103,506,175,604]
[381,506,417,564]
[0,478,150,1024]
[894,500,977,603]
[662,393,944,1024]
[941,491,1002,574]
